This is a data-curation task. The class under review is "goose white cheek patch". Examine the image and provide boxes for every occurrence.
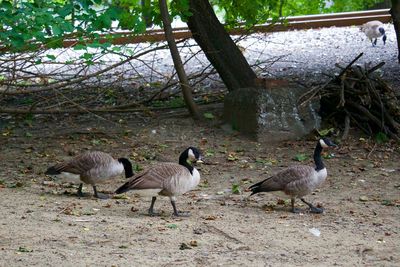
[320,139,328,148]
[188,149,195,160]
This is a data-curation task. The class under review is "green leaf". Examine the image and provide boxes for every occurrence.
[52,24,62,36]
[166,224,178,229]
[232,183,241,194]
[293,154,308,162]
[375,132,388,144]
[205,149,215,157]
[203,112,215,119]
[318,128,334,137]
[73,44,87,50]
[81,52,93,60]
[46,54,56,60]
[134,164,143,172]
[18,247,33,253]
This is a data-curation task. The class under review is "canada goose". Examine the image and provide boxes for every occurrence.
[249,138,337,213]
[115,147,203,217]
[45,151,133,199]
[360,20,387,46]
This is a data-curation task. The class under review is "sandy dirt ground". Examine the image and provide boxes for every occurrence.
[0,111,399,267]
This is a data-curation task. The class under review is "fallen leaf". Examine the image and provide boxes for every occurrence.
[293,154,308,162]
[113,194,130,200]
[18,247,33,253]
[359,196,369,202]
[232,184,241,194]
[203,112,215,119]
[166,224,178,229]
[203,215,217,220]
[189,240,198,247]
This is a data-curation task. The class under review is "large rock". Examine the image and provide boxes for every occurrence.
[223,80,320,142]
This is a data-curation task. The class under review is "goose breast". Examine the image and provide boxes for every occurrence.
[284,166,327,197]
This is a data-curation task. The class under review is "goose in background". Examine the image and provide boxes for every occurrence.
[360,20,387,46]
[249,138,337,213]
[115,147,203,217]
[45,151,133,199]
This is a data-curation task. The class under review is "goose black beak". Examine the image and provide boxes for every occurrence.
[330,142,338,148]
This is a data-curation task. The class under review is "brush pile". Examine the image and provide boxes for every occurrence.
[299,53,400,140]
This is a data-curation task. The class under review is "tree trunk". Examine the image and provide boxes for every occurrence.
[391,0,400,63]
[186,0,258,91]
[159,0,201,119]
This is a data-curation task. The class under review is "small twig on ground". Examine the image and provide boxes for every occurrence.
[204,223,243,244]
[367,143,377,159]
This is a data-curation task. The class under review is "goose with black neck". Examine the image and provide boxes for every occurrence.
[115,147,203,217]
[249,138,337,213]
[45,151,134,199]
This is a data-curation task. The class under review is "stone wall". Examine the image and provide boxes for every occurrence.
[223,80,320,142]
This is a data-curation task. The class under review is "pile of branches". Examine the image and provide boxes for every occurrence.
[299,53,400,141]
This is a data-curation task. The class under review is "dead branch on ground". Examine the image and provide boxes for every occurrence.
[299,53,400,140]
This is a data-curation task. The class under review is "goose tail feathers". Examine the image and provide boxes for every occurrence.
[45,166,61,175]
[248,180,264,196]
[115,182,130,194]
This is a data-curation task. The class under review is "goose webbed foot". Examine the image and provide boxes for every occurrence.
[92,185,109,199]
[171,200,190,217]
[301,198,324,214]
[77,183,86,197]
[290,198,301,214]
[148,196,160,216]
[309,206,324,214]
[148,209,161,217]
[173,211,191,217]
[94,193,110,199]
[291,207,301,214]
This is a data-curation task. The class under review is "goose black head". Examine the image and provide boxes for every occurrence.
[185,147,203,163]
[319,138,337,148]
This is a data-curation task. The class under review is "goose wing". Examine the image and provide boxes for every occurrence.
[49,151,114,174]
[253,165,315,192]
[115,162,188,193]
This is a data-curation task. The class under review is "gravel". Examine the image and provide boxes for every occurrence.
[239,23,399,87]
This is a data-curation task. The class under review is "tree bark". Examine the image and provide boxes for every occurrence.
[159,0,201,119]
[391,0,400,63]
[186,0,258,91]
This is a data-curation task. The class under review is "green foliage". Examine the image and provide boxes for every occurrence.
[293,153,308,162]
[317,127,335,137]
[212,0,384,25]
[212,0,281,27]
[151,97,185,108]
[231,183,241,194]
[375,132,389,144]
[203,112,215,119]
[0,0,147,53]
